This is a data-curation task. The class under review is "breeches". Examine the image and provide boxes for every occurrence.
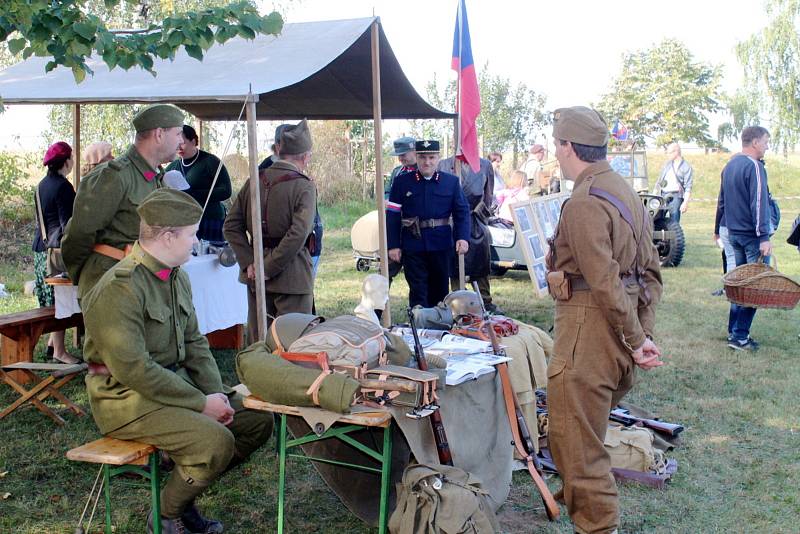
[108,393,273,483]
[546,302,635,534]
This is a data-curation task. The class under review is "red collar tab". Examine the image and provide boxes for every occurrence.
[415,170,439,182]
[143,171,157,182]
[155,268,172,281]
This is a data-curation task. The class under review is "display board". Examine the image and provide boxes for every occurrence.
[509,193,570,297]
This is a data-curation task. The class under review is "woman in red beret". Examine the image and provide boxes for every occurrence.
[33,141,80,364]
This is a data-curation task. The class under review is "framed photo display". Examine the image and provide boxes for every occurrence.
[509,192,570,297]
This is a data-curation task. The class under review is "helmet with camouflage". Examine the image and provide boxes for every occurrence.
[443,290,482,319]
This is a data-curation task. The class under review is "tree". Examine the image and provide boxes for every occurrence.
[737,0,800,154]
[0,0,282,82]
[717,88,761,145]
[597,39,722,148]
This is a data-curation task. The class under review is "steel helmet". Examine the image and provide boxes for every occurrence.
[443,290,482,318]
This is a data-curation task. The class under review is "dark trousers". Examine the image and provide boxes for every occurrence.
[728,232,768,341]
[664,194,683,224]
[402,250,451,308]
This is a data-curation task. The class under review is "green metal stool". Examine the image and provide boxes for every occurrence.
[244,398,394,534]
[67,437,162,534]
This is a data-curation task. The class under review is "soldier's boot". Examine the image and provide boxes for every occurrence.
[181,502,224,534]
[149,470,213,534]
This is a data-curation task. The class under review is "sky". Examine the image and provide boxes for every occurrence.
[0,0,769,152]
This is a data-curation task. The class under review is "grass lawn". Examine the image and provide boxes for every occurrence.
[1,194,799,533]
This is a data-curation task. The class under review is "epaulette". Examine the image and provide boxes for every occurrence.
[113,265,133,279]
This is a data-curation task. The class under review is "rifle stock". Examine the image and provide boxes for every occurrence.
[610,409,684,437]
[407,307,454,466]
[470,282,560,521]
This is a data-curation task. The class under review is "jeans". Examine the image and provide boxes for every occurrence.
[663,194,683,224]
[727,232,769,341]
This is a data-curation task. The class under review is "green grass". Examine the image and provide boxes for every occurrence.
[1,159,800,532]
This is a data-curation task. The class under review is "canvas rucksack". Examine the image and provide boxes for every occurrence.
[604,424,667,474]
[388,464,497,534]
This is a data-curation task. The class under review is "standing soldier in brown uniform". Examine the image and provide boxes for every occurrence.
[61,104,184,297]
[82,189,272,534]
[545,107,664,534]
[224,119,317,341]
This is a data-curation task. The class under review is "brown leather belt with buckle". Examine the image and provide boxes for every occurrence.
[418,217,451,229]
[570,273,638,292]
[92,244,133,261]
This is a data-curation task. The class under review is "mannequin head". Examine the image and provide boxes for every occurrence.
[361,274,389,310]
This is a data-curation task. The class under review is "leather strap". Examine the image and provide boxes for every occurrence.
[497,362,560,521]
[92,244,132,261]
[418,217,451,229]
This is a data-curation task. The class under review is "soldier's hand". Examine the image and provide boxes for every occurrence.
[389,248,402,262]
[203,393,235,425]
[632,338,664,371]
[759,240,772,258]
[246,264,256,280]
[455,240,469,255]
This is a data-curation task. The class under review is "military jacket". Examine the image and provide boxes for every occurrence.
[62,145,163,297]
[82,243,224,434]
[551,161,662,352]
[385,163,418,200]
[223,160,316,294]
[386,170,470,252]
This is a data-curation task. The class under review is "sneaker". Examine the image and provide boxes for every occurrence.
[727,334,734,343]
[728,338,759,351]
[711,288,725,296]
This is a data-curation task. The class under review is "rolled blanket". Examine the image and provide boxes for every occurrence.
[236,342,360,413]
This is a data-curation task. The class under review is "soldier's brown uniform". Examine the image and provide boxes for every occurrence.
[547,160,662,534]
[224,159,316,341]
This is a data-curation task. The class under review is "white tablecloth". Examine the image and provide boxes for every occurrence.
[53,254,247,335]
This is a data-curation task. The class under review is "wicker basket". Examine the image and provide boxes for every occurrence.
[723,259,800,310]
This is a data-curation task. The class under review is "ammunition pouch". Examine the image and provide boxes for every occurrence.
[546,271,571,301]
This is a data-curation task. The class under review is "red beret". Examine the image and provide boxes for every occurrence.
[43,141,72,166]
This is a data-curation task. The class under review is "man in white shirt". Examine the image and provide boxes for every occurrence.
[655,143,693,223]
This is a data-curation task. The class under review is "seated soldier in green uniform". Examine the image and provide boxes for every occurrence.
[81,188,273,534]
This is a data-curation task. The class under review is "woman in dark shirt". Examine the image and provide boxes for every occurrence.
[33,141,79,364]
[165,125,232,242]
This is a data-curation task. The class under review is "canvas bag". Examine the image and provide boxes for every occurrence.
[34,185,66,276]
[388,464,497,534]
[604,424,666,473]
[284,315,387,378]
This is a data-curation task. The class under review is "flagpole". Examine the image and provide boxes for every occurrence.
[455,0,463,160]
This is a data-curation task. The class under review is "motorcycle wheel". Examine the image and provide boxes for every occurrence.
[356,258,371,272]
[657,220,685,267]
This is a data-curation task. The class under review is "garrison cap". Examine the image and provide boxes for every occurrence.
[391,136,416,156]
[132,104,185,133]
[280,119,313,155]
[552,106,609,146]
[137,188,202,227]
[415,139,440,153]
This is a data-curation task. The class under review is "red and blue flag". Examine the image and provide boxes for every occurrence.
[451,0,481,172]
[611,120,629,141]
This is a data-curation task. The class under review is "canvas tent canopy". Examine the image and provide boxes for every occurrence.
[0,16,449,332]
[0,17,453,121]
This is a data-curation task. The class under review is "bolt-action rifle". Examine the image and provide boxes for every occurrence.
[609,408,684,437]
[470,282,560,521]
[407,307,453,466]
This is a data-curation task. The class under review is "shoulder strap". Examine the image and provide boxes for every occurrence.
[588,186,636,235]
[34,185,49,243]
[260,171,308,236]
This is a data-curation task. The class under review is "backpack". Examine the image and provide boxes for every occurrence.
[273,315,387,379]
[388,464,497,534]
[604,424,667,474]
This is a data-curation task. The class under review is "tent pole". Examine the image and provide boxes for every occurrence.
[197,119,205,150]
[73,104,81,188]
[371,20,390,327]
[245,96,267,341]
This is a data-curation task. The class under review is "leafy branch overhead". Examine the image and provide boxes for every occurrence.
[0,0,283,82]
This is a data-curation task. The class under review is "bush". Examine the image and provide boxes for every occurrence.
[0,151,36,222]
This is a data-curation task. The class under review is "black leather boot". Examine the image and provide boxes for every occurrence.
[147,511,187,534]
[181,503,224,533]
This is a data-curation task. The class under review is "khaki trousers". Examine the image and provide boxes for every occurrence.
[247,283,313,344]
[108,393,273,517]
[546,297,635,534]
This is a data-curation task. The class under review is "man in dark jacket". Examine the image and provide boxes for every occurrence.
[715,125,772,351]
[438,155,499,312]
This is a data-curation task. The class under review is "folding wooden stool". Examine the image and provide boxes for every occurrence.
[0,362,87,425]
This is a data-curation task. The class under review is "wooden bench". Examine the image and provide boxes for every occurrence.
[67,437,163,534]
[0,362,87,425]
[0,306,84,383]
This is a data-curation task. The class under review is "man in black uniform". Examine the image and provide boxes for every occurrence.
[386,140,470,307]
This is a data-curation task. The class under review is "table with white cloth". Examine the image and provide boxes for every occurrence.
[52,253,247,336]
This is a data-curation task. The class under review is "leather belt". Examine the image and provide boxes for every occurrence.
[418,217,451,229]
[570,273,638,292]
[92,244,132,261]
[88,362,178,376]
